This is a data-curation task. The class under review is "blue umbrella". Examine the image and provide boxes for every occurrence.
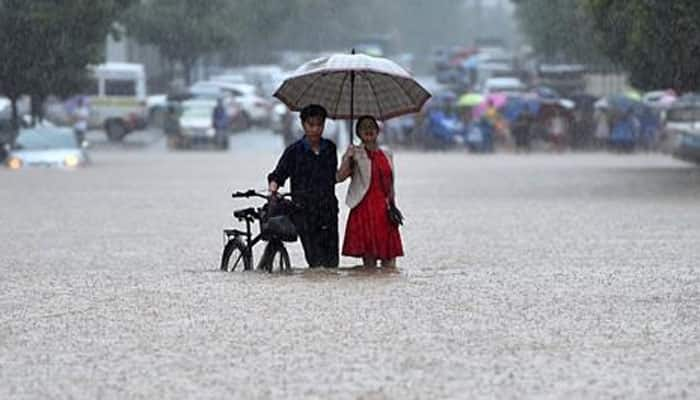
[462,54,482,70]
[502,96,541,122]
[533,86,560,99]
[607,94,641,114]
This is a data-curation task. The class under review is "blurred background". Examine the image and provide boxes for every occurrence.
[2,0,700,164]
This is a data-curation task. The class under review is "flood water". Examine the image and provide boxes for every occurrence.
[1,131,699,399]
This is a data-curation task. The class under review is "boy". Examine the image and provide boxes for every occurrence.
[267,104,338,268]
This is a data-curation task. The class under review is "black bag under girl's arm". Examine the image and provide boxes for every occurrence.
[386,200,404,226]
[378,153,404,226]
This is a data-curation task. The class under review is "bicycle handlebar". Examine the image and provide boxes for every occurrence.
[231,189,292,200]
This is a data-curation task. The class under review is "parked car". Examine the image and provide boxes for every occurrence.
[481,77,527,95]
[0,112,13,162]
[168,99,228,150]
[660,98,700,163]
[270,100,293,135]
[535,63,586,97]
[0,97,10,117]
[185,82,248,131]
[238,64,284,96]
[189,81,226,98]
[4,126,89,169]
[146,94,168,128]
[209,73,248,86]
[207,81,272,127]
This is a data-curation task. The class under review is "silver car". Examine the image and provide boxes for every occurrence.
[4,127,89,169]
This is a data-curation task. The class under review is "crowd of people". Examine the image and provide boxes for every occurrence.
[382,88,675,154]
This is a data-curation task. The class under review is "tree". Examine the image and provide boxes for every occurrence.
[511,0,606,63]
[122,0,243,85]
[0,0,33,131]
[584,0,700,92]
[0,0,134,134]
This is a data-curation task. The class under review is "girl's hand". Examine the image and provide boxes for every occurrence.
[342,146,355,162]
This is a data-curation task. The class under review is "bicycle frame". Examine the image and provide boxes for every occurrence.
[222,189,295,270]
[223,211,264,258]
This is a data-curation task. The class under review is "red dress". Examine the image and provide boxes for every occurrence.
[342,149,404,259]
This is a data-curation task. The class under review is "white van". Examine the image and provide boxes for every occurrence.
[87,62,147,141]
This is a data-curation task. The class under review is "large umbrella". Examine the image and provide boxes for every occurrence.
[273,51,431,142]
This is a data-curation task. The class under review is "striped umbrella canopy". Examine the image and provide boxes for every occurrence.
[274,52,431,126]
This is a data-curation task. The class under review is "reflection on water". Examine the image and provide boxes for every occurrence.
[186,265,401,279]
[294,265,401,279]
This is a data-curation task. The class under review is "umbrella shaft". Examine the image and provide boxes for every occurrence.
[350,71,355,144]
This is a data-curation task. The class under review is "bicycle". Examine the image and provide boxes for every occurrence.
[220,189,298,273]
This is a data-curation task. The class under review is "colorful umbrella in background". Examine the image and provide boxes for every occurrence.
[642,89,677,108]
[472,93,508,119]
[462,54,484,70]
[608,94,643,114]
[501,95,541,122]
[457,92,483,108]
[532,86,560,99]
[623,89,642,101]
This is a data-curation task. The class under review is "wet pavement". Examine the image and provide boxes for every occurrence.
[1,129,699,399]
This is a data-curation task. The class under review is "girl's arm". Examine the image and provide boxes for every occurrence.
[336,147,355,182]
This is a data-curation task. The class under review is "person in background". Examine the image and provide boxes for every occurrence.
[72,97,89,144]
[212,99,228,133]
[547,108,568,152]
[212,98,229,149]
[512,110,533,152]
[164,103,182,149]
[593,108,610,150]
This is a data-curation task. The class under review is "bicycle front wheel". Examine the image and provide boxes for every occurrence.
[258,241,291,273]
[220,237,252,272]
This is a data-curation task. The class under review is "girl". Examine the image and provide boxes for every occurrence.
[337,115,404,269]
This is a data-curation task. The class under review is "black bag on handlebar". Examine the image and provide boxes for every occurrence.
[261,198,298,242]
[262,215,298,242]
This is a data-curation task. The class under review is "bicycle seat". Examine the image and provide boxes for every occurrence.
[233,207,257,220]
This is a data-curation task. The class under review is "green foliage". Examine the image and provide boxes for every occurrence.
[0,0,134,128]
[512,0,606,63]
[122,0,245,83]
[584,0,700,92]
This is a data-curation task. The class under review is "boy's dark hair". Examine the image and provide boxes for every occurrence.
[300,104,327,123]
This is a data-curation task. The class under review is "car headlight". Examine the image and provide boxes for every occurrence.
[64,154,80,167]
[7,156,22,169]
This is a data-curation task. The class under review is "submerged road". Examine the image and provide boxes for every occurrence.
[1,129,699,399]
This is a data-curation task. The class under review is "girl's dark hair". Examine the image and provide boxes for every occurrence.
[300,104,327,122]
[355,115,379,137]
